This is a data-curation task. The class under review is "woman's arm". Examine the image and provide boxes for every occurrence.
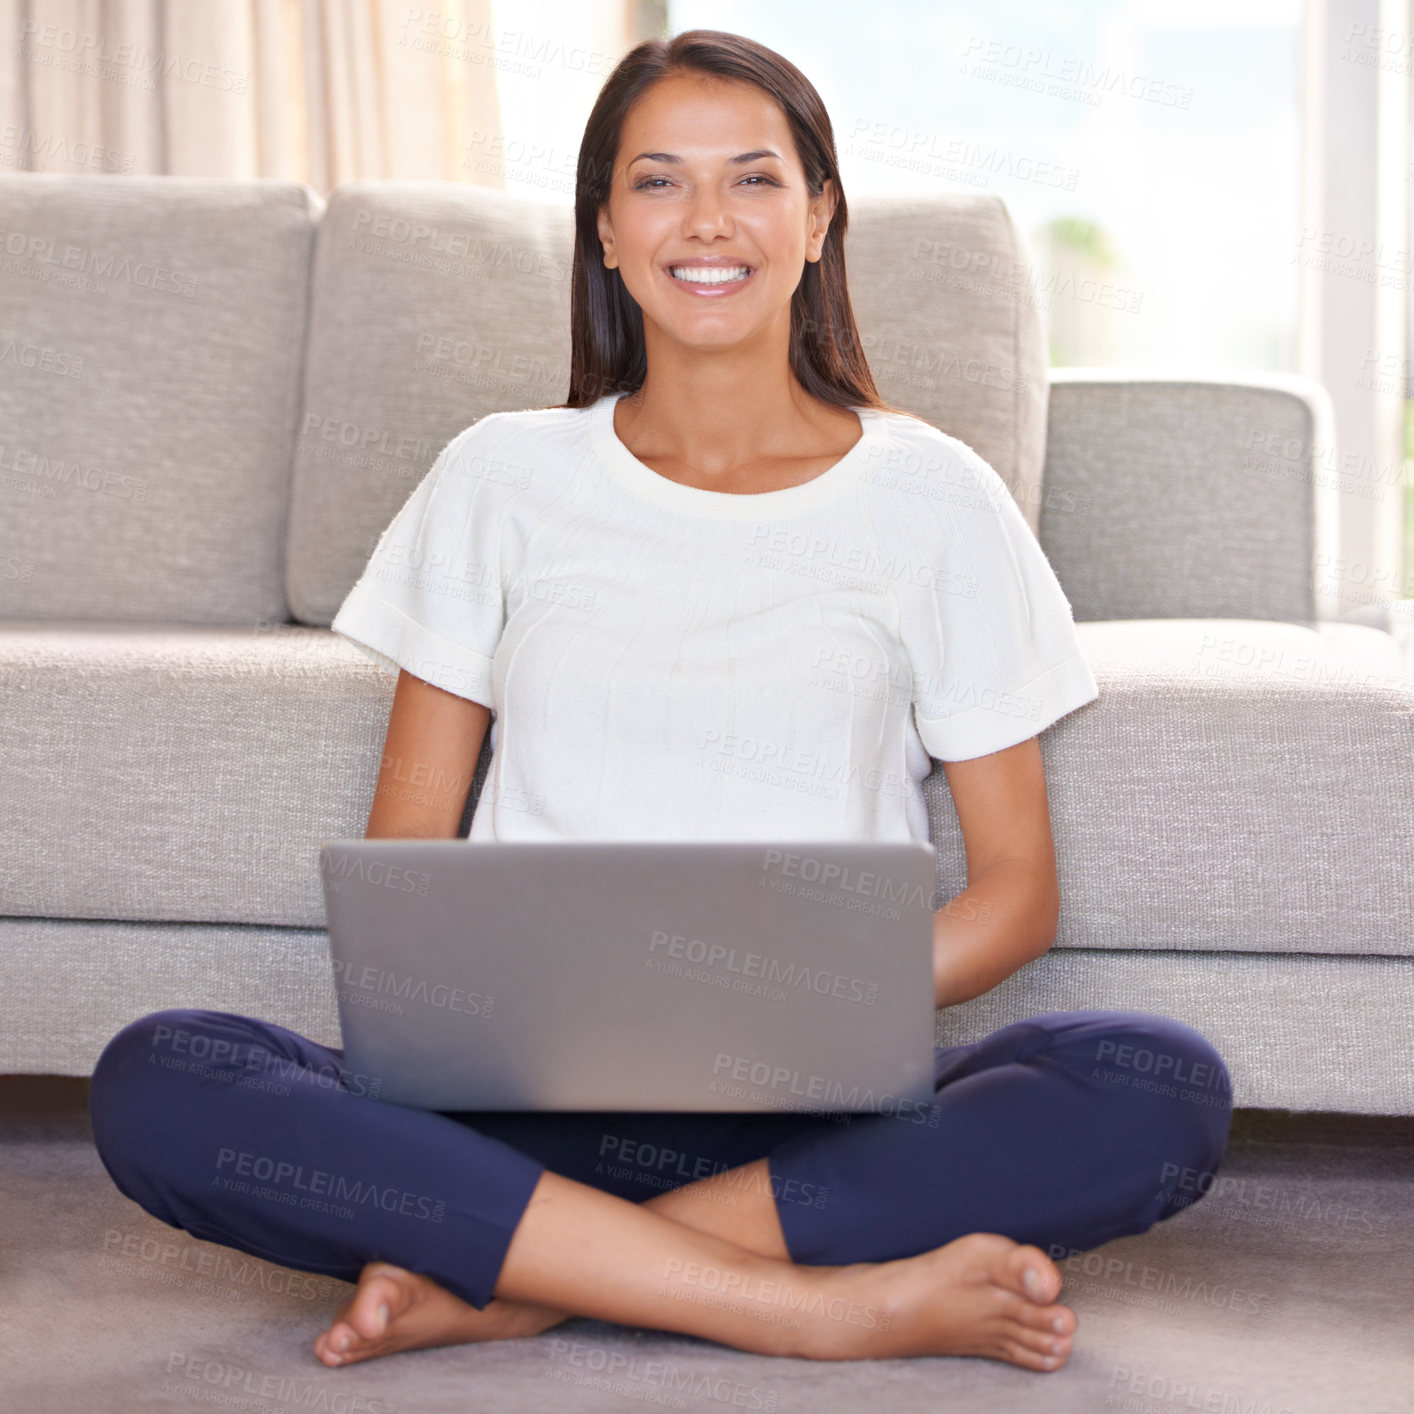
[930,737,1063,1008]
[364,670,491,839]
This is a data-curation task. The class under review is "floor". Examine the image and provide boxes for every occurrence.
[2,1077,1411,1414]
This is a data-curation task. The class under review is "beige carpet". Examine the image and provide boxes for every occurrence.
[1,1076,1410,1413]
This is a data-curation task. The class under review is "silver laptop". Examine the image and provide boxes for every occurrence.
[319,839,938,1114]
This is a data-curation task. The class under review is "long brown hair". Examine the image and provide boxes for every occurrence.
[558,29,892,414]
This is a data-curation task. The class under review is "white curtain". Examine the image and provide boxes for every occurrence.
[0,0,636,192]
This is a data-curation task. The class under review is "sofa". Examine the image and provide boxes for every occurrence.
[3,174,1411,1115]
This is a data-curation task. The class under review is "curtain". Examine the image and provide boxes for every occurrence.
[0,0,612,193]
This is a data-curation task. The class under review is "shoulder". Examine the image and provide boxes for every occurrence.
[431,403,596,496]
[861,409,1010,514]
[442,402,594,461]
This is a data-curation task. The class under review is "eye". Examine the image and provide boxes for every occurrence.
[740,174,780,187]
[633,175,672,190]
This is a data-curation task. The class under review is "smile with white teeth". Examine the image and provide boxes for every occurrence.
[669,265,750,284]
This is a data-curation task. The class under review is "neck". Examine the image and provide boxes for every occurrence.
[613,315,848,476]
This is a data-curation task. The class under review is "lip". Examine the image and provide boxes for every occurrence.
[662,260,755,297]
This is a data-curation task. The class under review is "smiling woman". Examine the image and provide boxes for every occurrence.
[86,26,1234,1382]
[563,35,887,496]
[590,67,873,493]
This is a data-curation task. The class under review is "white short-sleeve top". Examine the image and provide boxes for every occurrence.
[330,393,1100,844]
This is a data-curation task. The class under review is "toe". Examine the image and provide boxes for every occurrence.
[314,1324,352,1366]
[350,1298,390,1343]
[997,1335,1062,1372]
[347,1277,404,1342]
[324,1321,354,1354]
[1009,1244,1061,1304]
[1008,1293,1078,1337]
[1002,1319,1069,1359]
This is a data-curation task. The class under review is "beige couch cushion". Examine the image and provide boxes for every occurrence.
[2,618,1409,963]
[0,175,321,624]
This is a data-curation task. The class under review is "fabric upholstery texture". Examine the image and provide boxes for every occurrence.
[6,914,1412,1114]
[840,194,1050,529]
[0,175,321,624]
[284,182,579,624]
[1041,371,1331,625]
[3,619,1408,963]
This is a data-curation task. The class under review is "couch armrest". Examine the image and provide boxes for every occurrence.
[1340,598,1414,674]
[1039,370,1337,625]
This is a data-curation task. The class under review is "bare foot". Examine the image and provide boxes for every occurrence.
[315,1234,1078,1372]
[313,1262,568,1367]
[791,1232,1078,1370]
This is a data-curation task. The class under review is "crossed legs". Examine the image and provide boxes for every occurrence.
[89,1007,1232,1370]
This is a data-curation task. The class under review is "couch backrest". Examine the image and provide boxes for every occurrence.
[284,184,1049,625]
[284,183,580,624]
[0,175,321,624]
[844,195,1048,526]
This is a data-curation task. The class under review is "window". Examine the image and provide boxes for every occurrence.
[668,0,1303,371]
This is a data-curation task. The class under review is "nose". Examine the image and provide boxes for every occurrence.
[682,182,733,241]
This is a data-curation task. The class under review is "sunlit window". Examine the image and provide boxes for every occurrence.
[667,0,1302,371]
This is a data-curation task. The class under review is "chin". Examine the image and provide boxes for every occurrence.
[644,310,758,345]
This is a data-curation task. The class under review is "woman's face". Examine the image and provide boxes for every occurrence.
[596,71,836,357]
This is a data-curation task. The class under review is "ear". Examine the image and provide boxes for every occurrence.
[595,203,617,269]
[805,177,838,264]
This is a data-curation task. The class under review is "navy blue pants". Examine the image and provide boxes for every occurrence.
[88,1007,1233,1311]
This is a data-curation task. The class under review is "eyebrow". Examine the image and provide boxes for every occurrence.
[628,149,781,167]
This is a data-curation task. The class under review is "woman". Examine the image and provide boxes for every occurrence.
[88,29,1232,1374]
